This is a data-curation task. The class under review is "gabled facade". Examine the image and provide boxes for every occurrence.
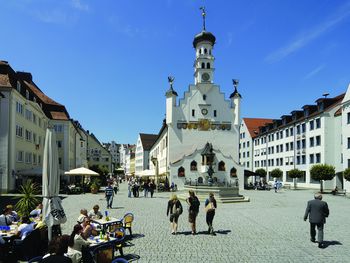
[86,131,112,173]
[150,17,244,190]
[135,133,158,175]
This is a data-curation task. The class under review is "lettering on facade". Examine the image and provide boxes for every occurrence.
[177,120,231,131]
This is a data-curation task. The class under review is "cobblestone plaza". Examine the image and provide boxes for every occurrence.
[60,184,350,263]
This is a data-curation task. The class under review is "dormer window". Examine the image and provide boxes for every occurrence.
[318,102,324,111]
[16,81,21,92]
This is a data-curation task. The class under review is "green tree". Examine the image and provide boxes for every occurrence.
[255,168,267,177]
[270,168,283,179]
[344,168,350,182]
[310,164,335,193]
[288,169,304,189]
[15,181,40,217]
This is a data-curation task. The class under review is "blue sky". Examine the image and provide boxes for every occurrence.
[1,0,350,144]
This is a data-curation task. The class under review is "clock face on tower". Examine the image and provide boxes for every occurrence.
[201,72,210,82]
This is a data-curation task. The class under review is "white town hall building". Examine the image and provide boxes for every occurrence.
[149,11,244,191]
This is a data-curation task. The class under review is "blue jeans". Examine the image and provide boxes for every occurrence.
[106,195,113,208]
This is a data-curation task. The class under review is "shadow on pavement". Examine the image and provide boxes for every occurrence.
[216,229,231,235]
[130,233,145,239]
[323,240,342,248]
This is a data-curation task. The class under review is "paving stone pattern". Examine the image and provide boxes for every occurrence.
[61,184,350,263]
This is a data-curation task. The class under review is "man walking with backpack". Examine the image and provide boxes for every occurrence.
[186,190,200,235]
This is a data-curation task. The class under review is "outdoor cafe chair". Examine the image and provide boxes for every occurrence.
[111,257,129,263]
[122,213,134,237]
[111,227,125,257]
[108,220,123,233]
[90,242,115,263]
[13,228,42,261]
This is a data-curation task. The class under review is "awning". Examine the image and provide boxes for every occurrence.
[64,167,99,176]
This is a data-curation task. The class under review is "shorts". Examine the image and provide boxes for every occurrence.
[169,213,179,223]
[188,210,198,223]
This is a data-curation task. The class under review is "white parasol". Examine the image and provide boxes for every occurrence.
[42,128,67,241]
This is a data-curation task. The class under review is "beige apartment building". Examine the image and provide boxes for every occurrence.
[0,60,111,192]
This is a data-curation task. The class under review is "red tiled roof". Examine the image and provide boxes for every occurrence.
[243,118,274,138]
[334,107,342,116]
[24,80,62,106]
[50,111,69,120]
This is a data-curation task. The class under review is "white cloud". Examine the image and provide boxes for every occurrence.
[71,0,89,12]
[265,2,350,63]
[32,9,71,24]
[304,64,326,80]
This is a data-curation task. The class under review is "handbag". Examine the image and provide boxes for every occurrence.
[204,202,215,213]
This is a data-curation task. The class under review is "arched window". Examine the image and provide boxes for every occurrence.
[204,48,207,54]
[218,161,225,171]
[201,62,205,69]
[209,49,211,55]
[230,167,237,177]
[190,160,197,171]
[207,63,210,69]
[199,49,202,54]
[203,94,207,100]
[178,167,185,177]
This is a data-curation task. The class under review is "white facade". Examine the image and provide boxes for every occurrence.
[240,89,350,191]
[341,84,350,191]
[150,26,244,190]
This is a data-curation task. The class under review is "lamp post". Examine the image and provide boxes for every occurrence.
[151,156,159,190]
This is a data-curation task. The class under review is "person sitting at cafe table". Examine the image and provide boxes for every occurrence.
[69,224,90,252]
[30,203,43,218]
[77,208,88,223]
[6,205,19,222]
[81,217,98,239]
[88,205,102,220]
[15,216,35,240]
[0,207,13,226]
[42,235,72,263]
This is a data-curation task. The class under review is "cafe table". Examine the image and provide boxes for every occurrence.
[0,224,18,240]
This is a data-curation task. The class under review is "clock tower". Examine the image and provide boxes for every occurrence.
[193,7,216,85]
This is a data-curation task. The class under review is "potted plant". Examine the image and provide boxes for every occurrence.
[90,178,101,194]
[14,180,40,217]
[90,182,98,194]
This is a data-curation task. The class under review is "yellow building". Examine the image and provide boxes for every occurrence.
[86,131,112,173]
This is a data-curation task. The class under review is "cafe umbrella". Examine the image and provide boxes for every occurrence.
[42,128,67,241]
